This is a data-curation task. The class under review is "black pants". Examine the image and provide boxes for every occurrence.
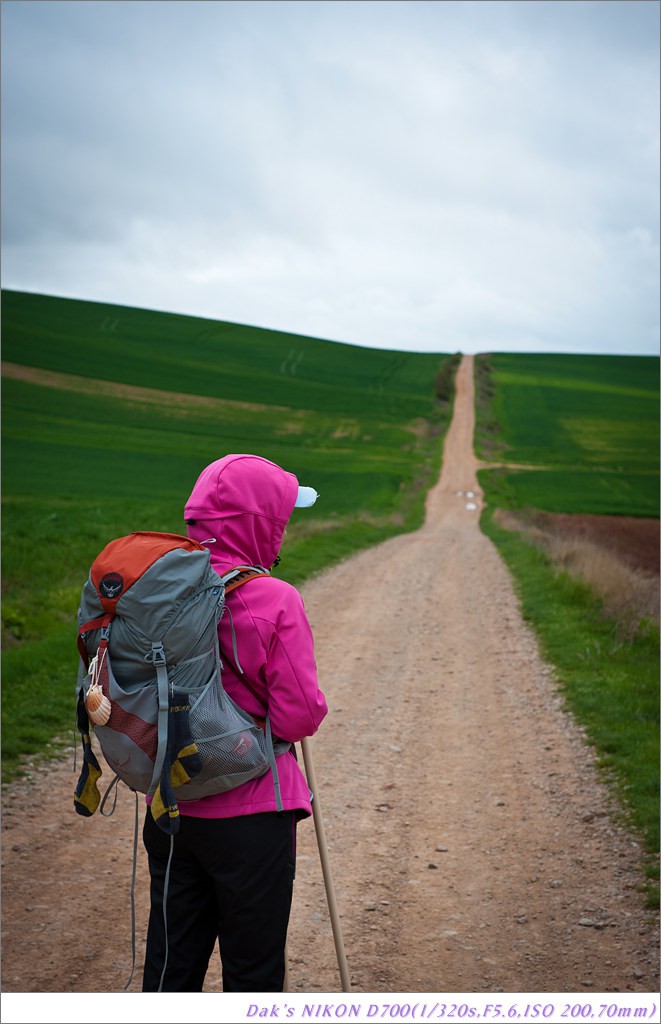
[142,810,297,992]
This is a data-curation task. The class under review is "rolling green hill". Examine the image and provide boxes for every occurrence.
[2,290,450,512]
[1,289,455,775]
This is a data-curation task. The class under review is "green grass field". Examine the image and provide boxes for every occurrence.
[1,289,455,776]
[3,290,451,511]
[475,352,659,516]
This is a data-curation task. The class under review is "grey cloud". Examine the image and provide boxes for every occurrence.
[1,0,658,354]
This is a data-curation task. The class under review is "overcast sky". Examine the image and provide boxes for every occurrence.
[1,0,659,355]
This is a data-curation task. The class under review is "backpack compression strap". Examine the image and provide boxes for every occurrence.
[77,612,113,669]
[74,612,114,818]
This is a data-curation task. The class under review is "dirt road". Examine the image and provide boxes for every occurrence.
[1,355,658,996]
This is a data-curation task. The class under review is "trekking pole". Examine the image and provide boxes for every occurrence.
[300,736,351,993]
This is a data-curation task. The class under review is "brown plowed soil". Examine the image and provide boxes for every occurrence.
[530,512,659,577]
[2,356,658,1001]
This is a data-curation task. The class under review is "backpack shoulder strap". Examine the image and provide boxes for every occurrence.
[222,565,272,593]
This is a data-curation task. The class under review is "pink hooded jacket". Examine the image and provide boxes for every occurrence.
[179,454,328,819]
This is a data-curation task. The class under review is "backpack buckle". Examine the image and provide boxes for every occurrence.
[147,643,166,666]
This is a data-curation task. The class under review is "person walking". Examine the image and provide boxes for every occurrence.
[142,453,328,993]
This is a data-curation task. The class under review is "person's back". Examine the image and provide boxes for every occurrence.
[142,453,328,992]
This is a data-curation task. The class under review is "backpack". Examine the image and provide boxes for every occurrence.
[73,530,290,835]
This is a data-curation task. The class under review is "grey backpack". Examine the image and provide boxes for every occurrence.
[74,531,289,834]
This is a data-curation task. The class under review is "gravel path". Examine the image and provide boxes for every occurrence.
[1,355,658,996]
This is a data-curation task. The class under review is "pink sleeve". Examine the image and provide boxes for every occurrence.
[259,588,328,742]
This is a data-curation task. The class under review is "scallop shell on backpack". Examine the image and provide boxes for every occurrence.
[86,681,111,726]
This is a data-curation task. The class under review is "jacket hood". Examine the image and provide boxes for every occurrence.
[184,454,300,569]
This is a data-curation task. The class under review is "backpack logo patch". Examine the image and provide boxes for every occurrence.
[232,734,252,758]
[99,572,124,599]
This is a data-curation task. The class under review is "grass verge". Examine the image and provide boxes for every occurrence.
[480,501,660,909]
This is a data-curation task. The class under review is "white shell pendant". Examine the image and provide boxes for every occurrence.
[86,680,111,726]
